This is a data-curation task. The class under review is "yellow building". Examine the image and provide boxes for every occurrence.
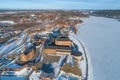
[20,47,35,62]
[44,46,71,55]
[55,37,72,46]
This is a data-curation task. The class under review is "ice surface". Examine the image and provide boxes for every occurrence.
[76,16,120,80]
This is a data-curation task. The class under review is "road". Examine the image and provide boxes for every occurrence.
[24,69,34,80]
[0,28,29,70]
[0,23,49,78]
[73,36,89,80]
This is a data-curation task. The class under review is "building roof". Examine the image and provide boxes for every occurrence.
[72,51,82,56]
[24,43,35,55]
[45,46,71,50]
[55,37,71,41]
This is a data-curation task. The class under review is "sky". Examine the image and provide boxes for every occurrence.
[0,0,120,9]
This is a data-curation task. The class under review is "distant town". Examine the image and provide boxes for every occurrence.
[0,10,90,80]
[0,9,120,80]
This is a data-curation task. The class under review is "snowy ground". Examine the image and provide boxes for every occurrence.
[76,16,120,80]
[69,34,86,77]
[69,33,93,80]
[29,71,41,80]
[0,76,25,80]
[0,20,15,24]
[1,67,32,76]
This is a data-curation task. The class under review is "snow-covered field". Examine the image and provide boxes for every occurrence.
[76,16,120,80]
[0,20,15,24]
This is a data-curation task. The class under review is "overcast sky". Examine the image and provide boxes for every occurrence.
[0,0,120,9]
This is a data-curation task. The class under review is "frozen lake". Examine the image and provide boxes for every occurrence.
[76,16,120,80]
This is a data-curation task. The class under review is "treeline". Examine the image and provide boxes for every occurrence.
[93,10,120,18]
[59,11,89,18]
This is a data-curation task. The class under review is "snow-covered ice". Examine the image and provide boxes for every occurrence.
[76,16,120,80]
